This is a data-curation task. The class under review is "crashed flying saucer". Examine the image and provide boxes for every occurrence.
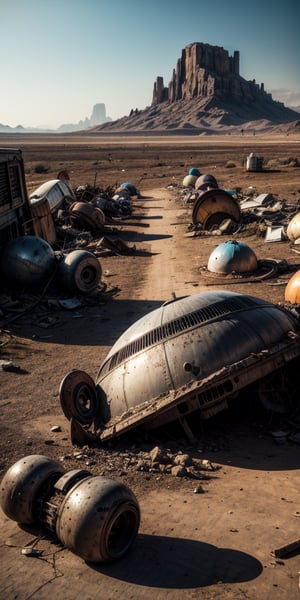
[60,290,300,443]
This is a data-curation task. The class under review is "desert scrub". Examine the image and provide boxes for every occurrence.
[266,157,299,168]
[33,163,50,174]
[225,160,236,168]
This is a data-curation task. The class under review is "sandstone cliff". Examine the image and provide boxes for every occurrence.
[90,42,299,134]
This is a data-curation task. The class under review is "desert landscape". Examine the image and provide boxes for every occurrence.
[0,131,300,599]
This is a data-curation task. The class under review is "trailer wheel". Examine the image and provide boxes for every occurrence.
[0,455,64,524]
[56,475,140,562]
[57,249,102,294]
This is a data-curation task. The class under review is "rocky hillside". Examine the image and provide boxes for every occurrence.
[91,42,299,135]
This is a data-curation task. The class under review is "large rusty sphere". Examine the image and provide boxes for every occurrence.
[182,174,197,187]
[0,235,56,287]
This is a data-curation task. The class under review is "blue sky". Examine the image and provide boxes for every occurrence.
[1,0,299,128]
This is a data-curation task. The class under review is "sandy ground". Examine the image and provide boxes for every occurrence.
[0,134,300,599]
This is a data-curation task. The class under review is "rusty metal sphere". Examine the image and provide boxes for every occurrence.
[119,182,138,196]
[182,174,197,187]
[285,270,300,303]
[0,235,56,287]
[189,168,201,177]
[207,240,258,274]
[195,173,218,191]
[70,202,105,230]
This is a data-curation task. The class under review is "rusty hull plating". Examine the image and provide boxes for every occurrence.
[60,290,300,442]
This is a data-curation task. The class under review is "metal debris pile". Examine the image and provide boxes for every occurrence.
[0,176,142,327]
[180,182,300,241]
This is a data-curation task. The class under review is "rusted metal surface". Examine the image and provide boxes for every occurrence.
[70,201,106,230]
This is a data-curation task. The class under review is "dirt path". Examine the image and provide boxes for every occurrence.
[1,187,300,599]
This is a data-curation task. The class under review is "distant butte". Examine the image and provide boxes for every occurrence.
[91,42,300,135]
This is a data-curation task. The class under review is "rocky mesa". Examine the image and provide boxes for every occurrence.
[91,42,299,135]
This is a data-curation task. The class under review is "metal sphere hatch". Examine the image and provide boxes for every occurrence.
[207,240,258,274]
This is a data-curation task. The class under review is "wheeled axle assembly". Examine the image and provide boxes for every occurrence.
[0,455,140,563]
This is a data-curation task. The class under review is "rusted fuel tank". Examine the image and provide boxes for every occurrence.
[0,455,140,563]
[192,189,241,229]
[60,290,300,442]
[70,202,105,230]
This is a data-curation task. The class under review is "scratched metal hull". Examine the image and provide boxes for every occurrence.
[95,291,300,438]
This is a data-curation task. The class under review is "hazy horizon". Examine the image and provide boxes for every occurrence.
[1,0,299,129]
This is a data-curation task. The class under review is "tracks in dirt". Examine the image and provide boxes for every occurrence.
[135,189,206,303]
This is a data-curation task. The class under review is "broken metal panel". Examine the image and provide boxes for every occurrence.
[240,193,273,211]
[265,226,285,242]
[30,197,56,244]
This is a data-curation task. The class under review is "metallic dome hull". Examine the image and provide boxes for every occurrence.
[94,291,300,440]
[207,240,258,274]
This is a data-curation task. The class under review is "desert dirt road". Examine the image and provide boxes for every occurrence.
[0,135,300,599]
